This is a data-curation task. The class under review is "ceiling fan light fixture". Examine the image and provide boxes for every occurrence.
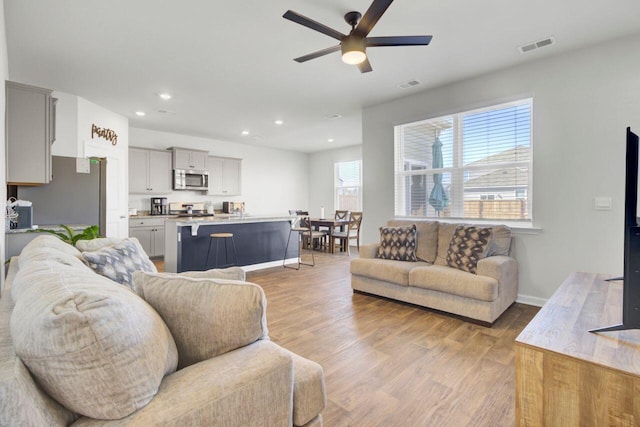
[341,38,366,64]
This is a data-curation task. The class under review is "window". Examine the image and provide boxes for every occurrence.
[335,160,362,211]
[394,98,532,222]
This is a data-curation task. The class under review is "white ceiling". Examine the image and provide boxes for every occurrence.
[5,0,640,153]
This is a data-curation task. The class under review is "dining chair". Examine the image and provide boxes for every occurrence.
[283,216,327,269]
[332,211,362,255]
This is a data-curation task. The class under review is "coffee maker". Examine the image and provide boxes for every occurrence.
[150,197,168,215]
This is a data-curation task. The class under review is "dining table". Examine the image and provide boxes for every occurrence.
[309,217,351,253]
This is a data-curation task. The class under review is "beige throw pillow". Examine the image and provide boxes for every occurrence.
[133,272,269,369]
[11,270,178,420]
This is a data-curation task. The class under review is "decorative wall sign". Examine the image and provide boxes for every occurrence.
[91,124,118,145]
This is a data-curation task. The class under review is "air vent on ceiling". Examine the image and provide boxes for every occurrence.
[519,36,555,54]
[398,79,421,89]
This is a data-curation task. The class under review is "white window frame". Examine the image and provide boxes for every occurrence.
[334,160,362,211]
[394,98,533,224]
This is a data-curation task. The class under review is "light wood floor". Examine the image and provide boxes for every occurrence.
[156,252,539,426]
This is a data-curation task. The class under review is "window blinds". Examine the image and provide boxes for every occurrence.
[394,99,532,221]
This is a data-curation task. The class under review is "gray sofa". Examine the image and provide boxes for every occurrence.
[1,235,325,426]
[350,220,518,325]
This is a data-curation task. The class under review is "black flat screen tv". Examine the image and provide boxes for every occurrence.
[591,127,640,333]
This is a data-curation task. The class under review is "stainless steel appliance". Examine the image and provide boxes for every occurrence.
[150,197,168,215]
[223,201,245,214]
[10,206,33,229]
[173,169,209,191]
[168,202,215,217]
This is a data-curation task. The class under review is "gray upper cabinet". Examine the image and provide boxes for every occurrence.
[6,81,56,185]
[129,147,172,194]
[208,156,241,196]
[172,148,208,171]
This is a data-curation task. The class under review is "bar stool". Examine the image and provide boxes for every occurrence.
[204,232,238,269]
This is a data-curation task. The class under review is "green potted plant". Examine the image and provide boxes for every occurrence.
[29,224,101,247]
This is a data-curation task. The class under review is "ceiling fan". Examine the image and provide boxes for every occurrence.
[283,0,432,73]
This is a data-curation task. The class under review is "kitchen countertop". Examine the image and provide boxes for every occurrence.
[129,214,177,219]
[6,224,91,234]
[167,215,293,226]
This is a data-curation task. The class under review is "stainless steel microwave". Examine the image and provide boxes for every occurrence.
[173,169,209,191]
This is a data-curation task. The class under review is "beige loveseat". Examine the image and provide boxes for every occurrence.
[1,235,325,426]
[350,220,518,325]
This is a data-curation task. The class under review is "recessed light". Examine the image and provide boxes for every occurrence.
[158,93,172,100]
[135,111,146,116]
[241,130,250,136]
[328,138,334,142]
[325,113,342,120]
[275,120,284,125]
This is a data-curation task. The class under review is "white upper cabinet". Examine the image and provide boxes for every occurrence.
[208,156,241,196]
[6,81,56,185]
[128,147,172,194]
[172,147,208,171]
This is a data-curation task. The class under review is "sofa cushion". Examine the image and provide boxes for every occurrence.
[11,268,178,420]
[285,350,327,426]
[409,265,499,302]
[1,261,77,427]
[76,237,125,252]
[435,223,460,266]
[387,220,439,263]
[486,225,512,256]
[446,226,493,274]
[350,258,430,287]
[133,272,269,369]
[20,234,83,258]
[82,238,157,291]
[376,225,418,262]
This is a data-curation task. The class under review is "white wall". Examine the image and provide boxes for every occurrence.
[362,33,640,304]
[308,145,362,217]
[77,97,130,237]
[128,127,309,215]
[51,91,78,157]
[0,0,8,290]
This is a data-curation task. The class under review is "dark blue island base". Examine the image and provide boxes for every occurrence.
[165,218,299,273]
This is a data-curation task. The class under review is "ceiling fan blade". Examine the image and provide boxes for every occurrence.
[358,58,373,73]
[294,45,341,63]
[366,35,433,47]
[283,10,346,41]
[353,0,394,38]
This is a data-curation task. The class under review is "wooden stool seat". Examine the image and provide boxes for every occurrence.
[210,232,234,238]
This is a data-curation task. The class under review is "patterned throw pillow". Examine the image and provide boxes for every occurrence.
[375,225,418,262]
[446,226,493,274]
[82,239,157,290]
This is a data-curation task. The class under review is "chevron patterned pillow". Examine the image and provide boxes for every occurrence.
[375,224,418,262]
[446,225,493,274]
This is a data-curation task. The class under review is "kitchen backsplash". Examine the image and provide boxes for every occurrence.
[128,192,243,214]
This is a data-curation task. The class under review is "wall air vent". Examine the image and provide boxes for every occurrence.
[518,36,555,54]
[398,79,421,89]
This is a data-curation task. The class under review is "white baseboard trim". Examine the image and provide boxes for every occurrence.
[242,258,297,272]
[517,294,547,307]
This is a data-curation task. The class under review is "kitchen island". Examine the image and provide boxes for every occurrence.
[164,216,297,272]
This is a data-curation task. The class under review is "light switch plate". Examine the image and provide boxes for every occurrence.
[594,197,612,210]
[76,157,91,174]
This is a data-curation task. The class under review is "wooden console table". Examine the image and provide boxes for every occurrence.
[515,272,640,426]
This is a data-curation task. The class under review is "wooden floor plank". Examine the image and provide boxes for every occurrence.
[158,250,539,426]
